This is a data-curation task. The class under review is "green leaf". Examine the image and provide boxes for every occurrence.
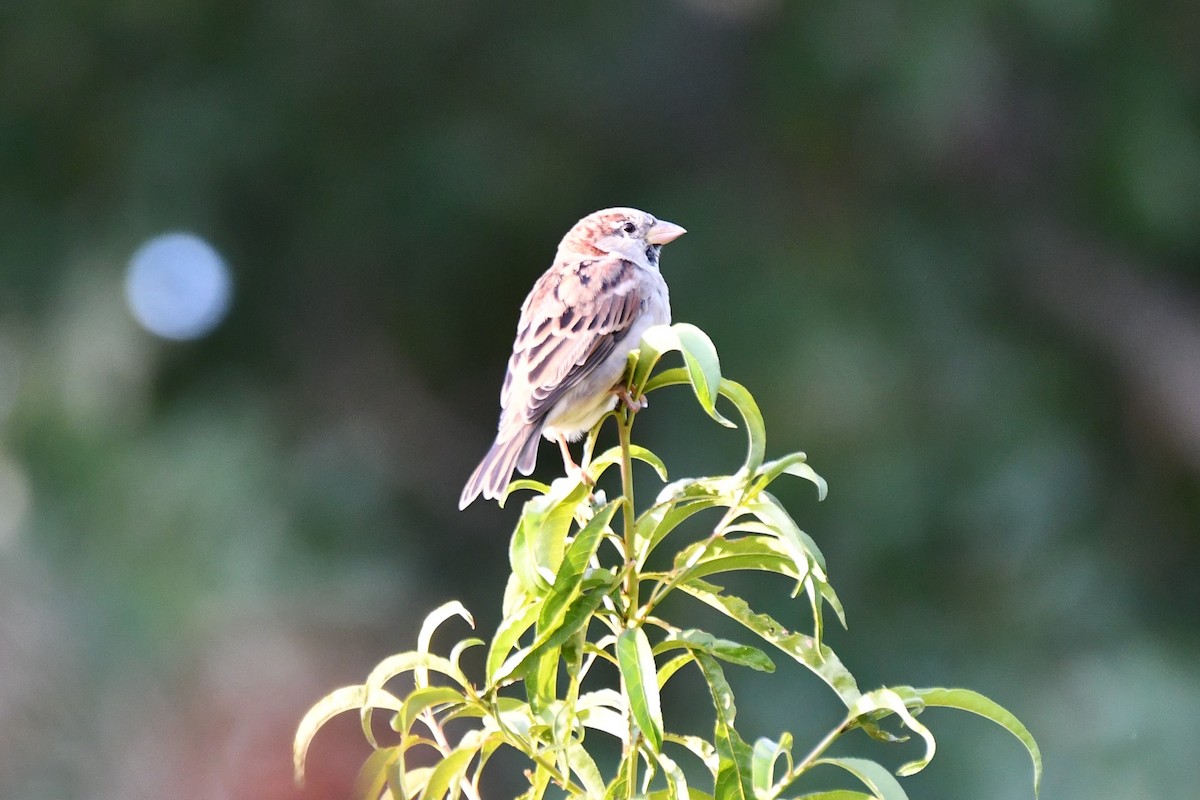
[617,627,664,752]
[352,746,400,800]
[527,643,561,713]
[449,637,486,673]
[669,535,801,583]
[753,452,828,501]
[636,496,724,568]
[716,379,766,477]
[654,750,690,800]
[663,732,719,776]
[294,684,370,785]
[518,763,552,800]
[695,653,754,800]
[566,743,607,797]
[362,686,408,749]
[675,323,732,426]
[848,689,936,777]
[679,578,862,708]
[589,444,670,483]
[509,513,547,596]
[812,757,909,800]
[656,652,694,689]
[416,601,474,687]
[420,745,477,800]
[908,687,1042,797]
[577,703,629,742]
[394,686,468,736]
[362,653,466,746]
[792,791,877,800]
[509,481,591,594]
[745,496,826,574]
[751,733,792,800]
[493,583,611,685]
[639,323,732,427]
[538,500,619,634]
[649,792,715,800]
[819,581,848,630]
[643,371,765,476]
[498,478,550,507]
[486,598,540,685]
[655,629,775,673]
[629,327,665,394]
[399,766,433,799]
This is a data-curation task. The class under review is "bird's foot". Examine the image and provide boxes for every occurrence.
[558,434,596,490]
[615,385,647,414]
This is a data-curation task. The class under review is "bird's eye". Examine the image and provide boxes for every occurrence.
[621,222,637,234]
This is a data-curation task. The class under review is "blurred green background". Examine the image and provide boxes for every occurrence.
[3,1,1199,797]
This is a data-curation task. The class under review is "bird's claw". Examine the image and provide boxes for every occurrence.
[616,386,647,413]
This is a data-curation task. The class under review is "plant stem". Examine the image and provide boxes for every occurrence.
[617,406,637,612]
[616,403,641,799]
[776,719,848,795]
[420,708,483,800]
[641,501,741,617]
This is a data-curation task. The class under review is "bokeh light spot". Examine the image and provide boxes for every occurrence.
[125,233,232,340]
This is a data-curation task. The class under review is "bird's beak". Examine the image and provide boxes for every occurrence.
[646,220,687,245]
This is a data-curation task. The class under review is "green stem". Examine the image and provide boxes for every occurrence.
[618,407,637,612]
[489,699,587,795]
[641,500,742,618]
[776,719,848,795]
[616,403,640,799]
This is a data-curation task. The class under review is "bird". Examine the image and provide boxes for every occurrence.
[459,207,686,510]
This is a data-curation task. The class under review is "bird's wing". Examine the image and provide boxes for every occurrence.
[501,255,645,424]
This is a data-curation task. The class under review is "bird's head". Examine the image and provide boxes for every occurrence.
[558,207,686,267]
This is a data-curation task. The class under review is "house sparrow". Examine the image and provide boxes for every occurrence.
[459,207,686,509]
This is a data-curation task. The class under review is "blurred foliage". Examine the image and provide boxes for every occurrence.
[1,1,1198,798]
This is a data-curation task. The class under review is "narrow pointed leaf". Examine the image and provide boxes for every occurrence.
[294,685,367,784]
[617,627,664,752]
[416,602,474,687]
[539,501,619,633]
[695,653,754,800]
[353,746,400,800]
[394,686,468,736]
[493,584,611,685]
[715,379,766,476]
[654,750,690,800]
[566,743,606,797]
[679,578,861,708]
[813,757,909,800]
[746,496,826,574]
[641,324,733,427]
[486,599,540,685]
[636,497,724,568]
[663,732,719,776]
[654,629,775,673]
[656,652,694,689]
[362,654,465,746]
[589,444,670,483]
[849,689,936,776]
[670,535,801,583]
[510,481,591,595]
[751,733,792,800]
[908,687,1042,796]
[420,745,477,800]
[754,452,828,501]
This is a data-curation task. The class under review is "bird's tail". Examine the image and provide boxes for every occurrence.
[459,423,542,510]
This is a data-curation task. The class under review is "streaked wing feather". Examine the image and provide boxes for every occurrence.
[502,256,643,423]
